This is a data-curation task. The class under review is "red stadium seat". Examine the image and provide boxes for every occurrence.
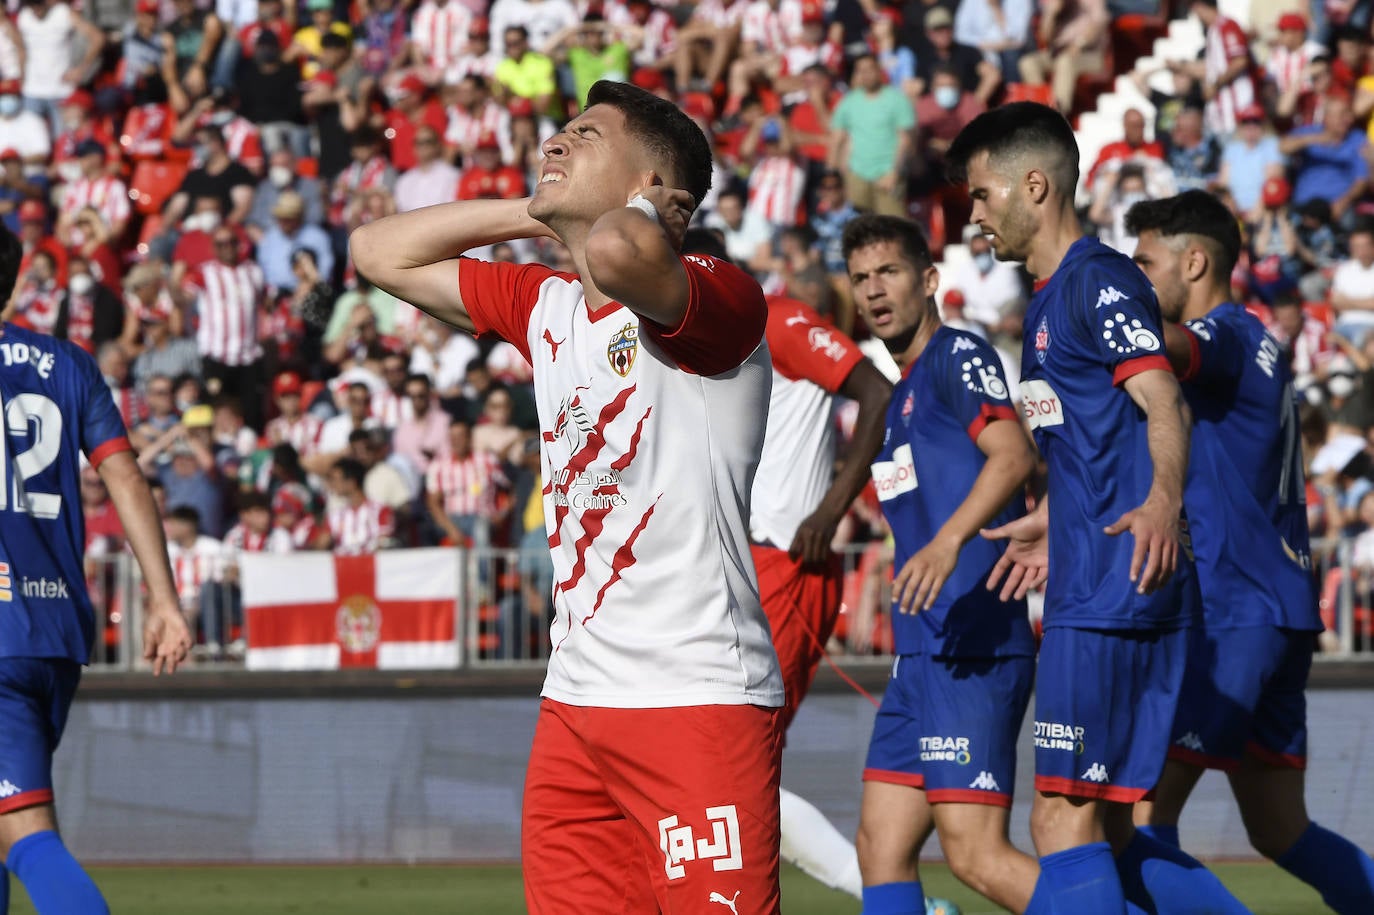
[1304,301,1335,327]
[1112,13,1169,75]
[1004,83,1054,106]
[130,160,189,216]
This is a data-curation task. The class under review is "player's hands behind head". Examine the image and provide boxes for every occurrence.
[143,595,192,676]
[629,185,695,251]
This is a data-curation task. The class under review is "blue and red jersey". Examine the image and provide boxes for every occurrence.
[0,323,130,662]
[1019,237,1199,631]
[872,325,1035,658]
[1177,302,1321,631]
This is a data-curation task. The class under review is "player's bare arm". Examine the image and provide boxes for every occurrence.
[96,450,190,675]
[896,419,1037,612]
[1160,322,1196,377]
[1107,368,1191,594]
[789,360,892,565]
[583,185,697,328]
[349,199,554,331]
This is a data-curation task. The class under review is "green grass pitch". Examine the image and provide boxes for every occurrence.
[6,861,1331,913]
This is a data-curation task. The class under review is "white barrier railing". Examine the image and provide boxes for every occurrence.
[84,537,1373,671]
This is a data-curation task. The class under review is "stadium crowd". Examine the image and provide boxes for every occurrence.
[4,0,1374,658]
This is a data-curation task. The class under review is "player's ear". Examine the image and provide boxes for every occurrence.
[922,264,940,298]
[1185,245,1209,283]
[1023,168,1049,205]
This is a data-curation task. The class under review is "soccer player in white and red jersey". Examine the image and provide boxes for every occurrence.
[1192,0,1256,137]
[352,79,784,914]
[683,227,890,900]
[325,457,395,555]
[264,371,323,457]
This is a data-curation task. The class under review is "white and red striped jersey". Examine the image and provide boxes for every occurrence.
[327,499,395,555]
[604,0,677,65]
[1204,16,1256,136]
[458,254,782,708]
[780,38,842,79]
[370,388,414,429]
[425,450,508,517]
[692,0,747,28]
[189,260,265,366]
[445,99,507,152]
[289,515,325,549]
[168,535,224,612]
[60,175,130,234]
[223,523,294,555]
[1266,313,1332,380]
[444,49,500,83]
[266,413,323,456]
[219,116,264,174]
[739,0,801,53]
[12,281,61,335]
[1265,39,1325,98]
[751,297,864,548]
[747,154,806,226]
[330,156,394,225]
[107,383,147,431]
[411,0,472,73]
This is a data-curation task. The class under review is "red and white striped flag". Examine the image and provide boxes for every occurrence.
[243,548,460,670]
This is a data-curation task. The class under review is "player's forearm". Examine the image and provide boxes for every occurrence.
[1140,380,1190,510]
[938,427,1036,547]
[585,207,689,327]
[352,199,548,276]
[98,451,178,604]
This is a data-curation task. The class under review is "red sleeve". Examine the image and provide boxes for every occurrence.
[1112,354,1173,386]
[1222,20,1248,60]
[764,296,864,392]
[1177,327,1202,382]
[458,258,564,364]
[639,254,767,376]
[966,404,1019,443]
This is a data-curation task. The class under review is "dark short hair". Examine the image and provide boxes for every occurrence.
[585,80,713,211]
[0,226,23,303]
[840,213,934,270]
[348,382,371,398]
[238,491,270,512]
[405,372,431,389]
[320,31,350,50]
[168,505,201,528]
[347,428,372,445]
[682,227,731,262]
[1351,216,1374,240]
[332,457,366,487]
[946,102,1080,198]
[1124,189,1242,278]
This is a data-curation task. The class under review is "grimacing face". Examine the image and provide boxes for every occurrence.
[528,104,657,233]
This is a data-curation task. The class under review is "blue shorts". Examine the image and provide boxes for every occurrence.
[0,658,80,813]
[1168,626,1314,771]
[864,653,1033,807]
[1034,627,1186,802]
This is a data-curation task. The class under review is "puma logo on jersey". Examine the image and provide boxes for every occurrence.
[968,771,1001,791]
[1095,286,1131,309]
[1081,763,1110,783]
[542,329,565,362]
[709,890,741,914]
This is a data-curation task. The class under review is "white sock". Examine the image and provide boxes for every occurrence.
[779,786,863,899]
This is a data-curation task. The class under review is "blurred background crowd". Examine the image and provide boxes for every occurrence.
[6,0,1374,659]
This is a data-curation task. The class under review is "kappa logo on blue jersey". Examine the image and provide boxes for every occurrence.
[1185,319,1212,342]
[950,335,978,355]
[961,356,1009,400]
[1035,317,1050,364]
[1102,312,1161,356]
[1095,286,1131,309]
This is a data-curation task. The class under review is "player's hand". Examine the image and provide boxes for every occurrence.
[142,596,192,676]
[630,185,695,251]
[788,508,840,566]
[1104,496,1179,595]
[981,512,1048,602]
[893,533,961,613]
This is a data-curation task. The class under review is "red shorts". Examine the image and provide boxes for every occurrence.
[522,699,783,915]
[751,545,843,732]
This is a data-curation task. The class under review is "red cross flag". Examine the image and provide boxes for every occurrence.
[242,548,460,670]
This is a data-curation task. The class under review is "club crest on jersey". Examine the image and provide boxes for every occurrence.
[336,595,381,653]
[607,323,639,377]
[901,392,914,420]
[1035,317,1050,364]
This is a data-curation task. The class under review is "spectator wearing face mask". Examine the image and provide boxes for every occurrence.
[54,255,130,355]
[912,65,985,194]
[247,148,325,242]
[0,79,51,177]
[949,223,1026,342]
[1088,161,1151,256]
[163,124,257,230]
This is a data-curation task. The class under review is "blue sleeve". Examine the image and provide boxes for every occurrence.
[1072,256,1173,384]
[76,345,131,466]
[931,333,1020,441]
[1180,315,1244,384]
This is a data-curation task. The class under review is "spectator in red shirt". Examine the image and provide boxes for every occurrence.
[382,74,450,172]
[785,63,837,175]
[1086,107,1166,187]
[457,131,527,199]
[912,64,987,193]
[236,0,294,62]
[16,200,67,287]
[50,90,115,186]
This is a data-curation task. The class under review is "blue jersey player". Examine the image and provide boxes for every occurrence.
[948,104,1249,915]
[843,214,1040,915]
[1127,190,1374,914]
[0,227,190,914]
